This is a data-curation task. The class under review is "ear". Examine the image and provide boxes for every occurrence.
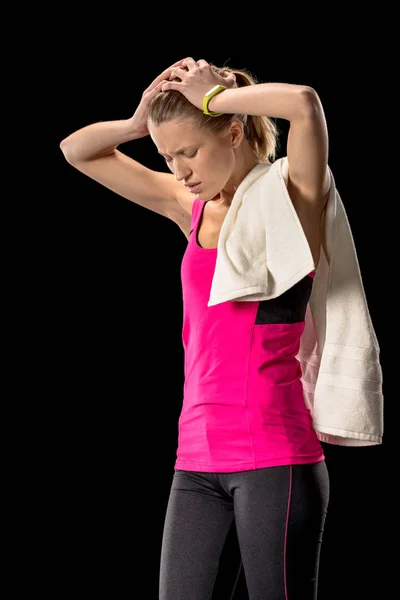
[229,120,245,149]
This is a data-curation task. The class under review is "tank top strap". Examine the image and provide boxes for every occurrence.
[190,197,204,234]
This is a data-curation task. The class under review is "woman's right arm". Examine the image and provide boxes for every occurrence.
[59,59,192,223]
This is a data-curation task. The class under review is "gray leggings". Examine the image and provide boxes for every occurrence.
[159,461,329,600]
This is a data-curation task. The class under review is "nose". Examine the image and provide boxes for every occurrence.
[174,161,192,182]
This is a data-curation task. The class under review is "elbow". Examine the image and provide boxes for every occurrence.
[59,137,76,165]
[298,86,323,118]
[59,137,69,159]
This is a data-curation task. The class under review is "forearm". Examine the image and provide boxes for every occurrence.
[60,117,140,164]
[208,82,317,121]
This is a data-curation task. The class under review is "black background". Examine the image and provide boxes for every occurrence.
[49,16,389,600]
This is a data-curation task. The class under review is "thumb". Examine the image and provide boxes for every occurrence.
[226,72,237,88]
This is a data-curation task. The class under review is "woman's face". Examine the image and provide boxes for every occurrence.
[148,118,242,201]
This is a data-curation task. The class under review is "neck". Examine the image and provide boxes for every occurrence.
[217,146,261,208]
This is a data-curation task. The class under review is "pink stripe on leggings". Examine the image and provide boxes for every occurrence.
[284,465,293,600]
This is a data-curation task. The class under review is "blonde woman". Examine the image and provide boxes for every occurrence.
[60,57,335,599]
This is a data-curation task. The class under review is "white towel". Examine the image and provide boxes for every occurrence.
[208,157,383,446]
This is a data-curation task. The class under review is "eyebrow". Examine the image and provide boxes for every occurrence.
[157,146,195,157]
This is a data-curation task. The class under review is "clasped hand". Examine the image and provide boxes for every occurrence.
[161,57,236,111]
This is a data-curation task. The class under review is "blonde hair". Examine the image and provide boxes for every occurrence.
[148,63,279,163]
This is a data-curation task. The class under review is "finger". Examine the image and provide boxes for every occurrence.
[169,67,188,81]
[145,59,186,92]
[161,81,178,92]
[167,58,188,71]
[144,79,168,96]
[196,59,209,68]
[182,56,197,71]
[155,60,186,83]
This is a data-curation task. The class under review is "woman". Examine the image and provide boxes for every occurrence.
[60,57,331,599]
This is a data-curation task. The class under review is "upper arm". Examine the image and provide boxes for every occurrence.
[66,149,193,224]
[286,87,331,212]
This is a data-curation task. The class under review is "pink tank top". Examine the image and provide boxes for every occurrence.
[176,198,324,473]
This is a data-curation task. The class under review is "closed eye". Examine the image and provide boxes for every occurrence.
[163,151,198,163]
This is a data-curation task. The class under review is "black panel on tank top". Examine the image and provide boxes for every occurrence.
[255,275,313,324]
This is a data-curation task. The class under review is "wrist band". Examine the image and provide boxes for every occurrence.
[202,84,227,116]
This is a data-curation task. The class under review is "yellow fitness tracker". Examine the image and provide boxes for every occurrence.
[202,84,227,116]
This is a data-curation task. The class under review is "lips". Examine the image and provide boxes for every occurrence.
[185,183,201,194]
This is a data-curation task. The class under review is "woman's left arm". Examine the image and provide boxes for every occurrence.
[209,83,330,208]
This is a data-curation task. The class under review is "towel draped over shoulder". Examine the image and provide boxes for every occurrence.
[208,158,383,446]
